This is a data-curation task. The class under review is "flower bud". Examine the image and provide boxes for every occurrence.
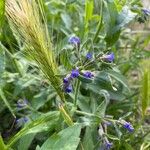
[17,99,28,108]
[86,52,93,60]
[123,121,134,132]
[83,71,94,78]
[64,85,72,93]
[71,69,79,78]
[68,36,80,46]
[103,52,114,62]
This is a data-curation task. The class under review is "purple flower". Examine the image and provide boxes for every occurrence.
[16,116,29,128]
[16,117,29,124]
[23,117,29,123]
[64,85,72,93]
[142,8,150,15]
[71,69,79,78]
[123,122,134,132]
[86,52,93,60]
[17,99,28,108]
[68,36,80,46]
[63,75,73,93]
[104,52,114,62]
[83,71,94,78]
[63,76,71,84]
[105,141,113,150]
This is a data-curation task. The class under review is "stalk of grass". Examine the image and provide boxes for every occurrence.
[5,0,65,101]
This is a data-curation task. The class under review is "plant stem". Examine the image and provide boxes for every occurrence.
[79,142,85,150]
[75,110,100,118]
[59,104,74,126]
[74,80,80,107]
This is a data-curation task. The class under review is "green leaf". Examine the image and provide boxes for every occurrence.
[82,127,96,150]
[36,145,41,150]
[0,88,15,118]
[105,30,121,47]
[88,84,126,101]
[61,12,72,30]
[0,42,5,81]
[17,134,36,150]
[94,71,112,89]
[0,0,5,30]
[87,71,127,101]
[95,90,110,117]
[85,0,93,22]
[78,95,91,113]
[108,90,126,100]
[78,74,94,83]
[103,0,119,46]
[85,0,94,33]
[0,135,6,150]
[123,142,134,150]
[103,1,136,46]
[114,0,126,11]
[115,6,136,34]
[141,71,150,116]
[106,70,130,92]
[95,100,107,117]
[60,49,72,70]
[7,111,60,148]
[40,124,81,150]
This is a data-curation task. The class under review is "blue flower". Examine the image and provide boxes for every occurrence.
[142,8,150,15]
[68,36,80,46]
[16,116,29,128]
[64,85,72,93]
[23,117,29,123]
[104,52,114,62]
[86,52,93,60]
[83,71,94,78]
[123,121,134,132]
[17,99,28,108]
[105,141,113,150]
[63,76,71,84]
[71,69,79,78]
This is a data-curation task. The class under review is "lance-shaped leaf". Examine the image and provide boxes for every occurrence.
[40,124,82,150]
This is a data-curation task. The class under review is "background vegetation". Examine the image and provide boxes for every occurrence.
[0,0,150,150]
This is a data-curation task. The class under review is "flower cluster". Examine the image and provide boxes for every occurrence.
[65,36,115,94]
[63,36,96,93]
[63,69,94,93]
[63,69,79,93]
[98,124,113,150]
[98,119,134,149]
